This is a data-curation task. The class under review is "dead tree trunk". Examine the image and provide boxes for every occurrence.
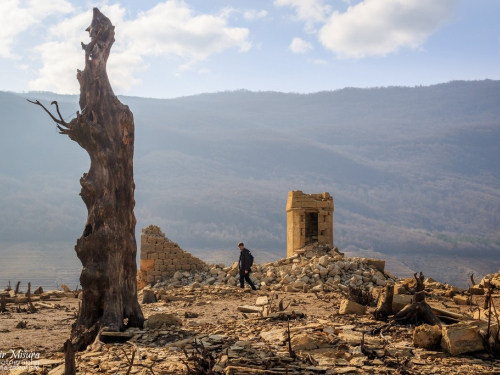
[29,8,144,349]
[393,291,441,326]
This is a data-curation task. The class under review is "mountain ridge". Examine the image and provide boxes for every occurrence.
[1,79,499,287]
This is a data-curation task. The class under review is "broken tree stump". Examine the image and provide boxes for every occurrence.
[64,339,76,375]
[26,282,37,313]
[142,289,157,304]
[393,290,441,326]
[0,296,6,313]
[374,284,394,320]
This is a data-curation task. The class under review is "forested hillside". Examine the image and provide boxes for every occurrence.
[1,80,499,286]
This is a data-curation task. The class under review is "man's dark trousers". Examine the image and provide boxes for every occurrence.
[240,272,257,290]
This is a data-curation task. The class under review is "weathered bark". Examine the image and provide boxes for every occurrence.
[373,284,394,321]
[29,8,144,350]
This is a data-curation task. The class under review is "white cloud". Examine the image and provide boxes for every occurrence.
[29,1,251,94]
[29,41,81,93]
[122,1,251,60]
[0,0,73,58]
[290,37,313,53]
[309,58,328,65]
[274,0,332,32]
[319,0,457,58]
[243,10,268,21]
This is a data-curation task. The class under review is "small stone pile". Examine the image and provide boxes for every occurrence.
[138,225,208,289]
[479,270,500,290]
[153,242,395,294]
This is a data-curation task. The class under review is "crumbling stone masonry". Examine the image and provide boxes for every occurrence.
[286,191,334,257]
[137,225,206,289]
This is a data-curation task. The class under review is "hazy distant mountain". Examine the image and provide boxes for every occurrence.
[1,80,499,287]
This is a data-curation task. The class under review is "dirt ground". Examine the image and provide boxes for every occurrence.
[0,286,499,374]
[0,288,337,356]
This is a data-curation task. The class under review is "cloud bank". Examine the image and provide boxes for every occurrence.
[319,0,457,58]
[26,1,251,93]
[0,0,74,58]
[276,0,457,58]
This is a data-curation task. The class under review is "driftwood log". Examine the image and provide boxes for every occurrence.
[29,8,144,350]
[373,284,394,320]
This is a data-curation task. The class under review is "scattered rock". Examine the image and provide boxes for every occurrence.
[453,295,470,306]
[146,313,182,329]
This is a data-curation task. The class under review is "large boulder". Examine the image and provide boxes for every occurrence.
[413,324,442,349]
[339,299,366,315]
[441,322,486,355]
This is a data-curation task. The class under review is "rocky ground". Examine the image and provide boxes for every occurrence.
[1,247,500,375]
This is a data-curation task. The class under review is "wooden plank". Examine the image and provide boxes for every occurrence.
[238,305,263,313]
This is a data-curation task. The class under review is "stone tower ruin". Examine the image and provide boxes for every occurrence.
[286,191,334,257]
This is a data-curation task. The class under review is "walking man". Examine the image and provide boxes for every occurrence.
[238,242,257,290]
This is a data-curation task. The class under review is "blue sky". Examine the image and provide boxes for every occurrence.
[0,0,499,98]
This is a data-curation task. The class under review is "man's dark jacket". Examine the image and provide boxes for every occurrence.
[239,248,252,274]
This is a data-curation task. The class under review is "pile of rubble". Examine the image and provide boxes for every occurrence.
[480,271,500,291]
[50,280,498,375]
[153,244,396,295]
[3,252,500,375]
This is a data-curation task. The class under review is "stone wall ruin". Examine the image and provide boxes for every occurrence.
[137,225,206,289]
